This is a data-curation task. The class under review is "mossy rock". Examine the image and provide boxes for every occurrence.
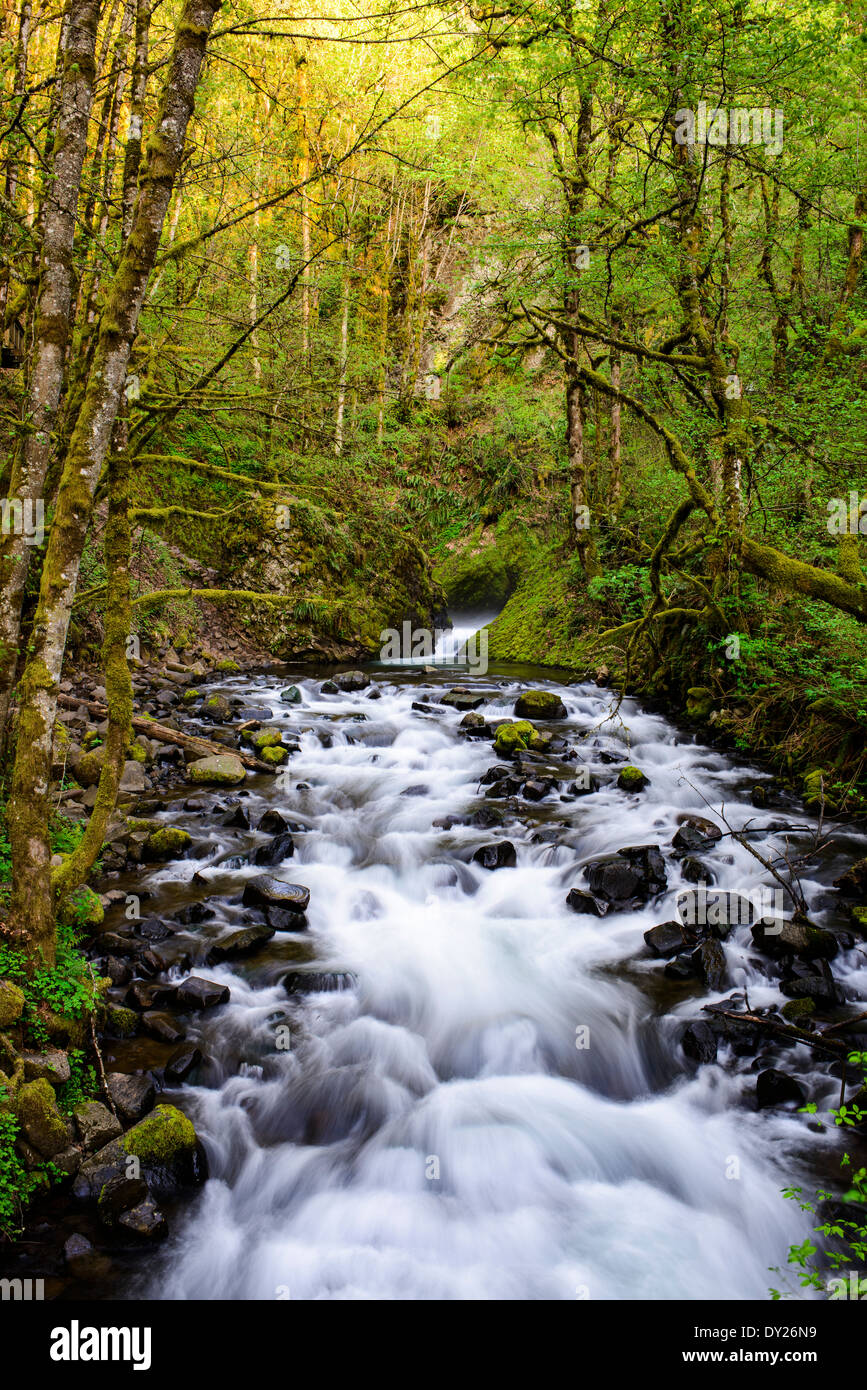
[17,1078,69,1157]
[241,728,284,751]
[260,745,288,765]
[182,688,201,704]
[214,659,241,673]
[781,998,816,1023]
[188,754,245,785]
[42,1010,86,1048]
[124,1104,196,1163]
[514,690,567,720]
[617,766,649,792]
[74,746,105,787]
[281,686,302,704]
[493,720,537,756]
[850,905,867,933]
[0,979,25,1028]
[126,740,148,763]
[143,826,192,860]
[104,1004,140,1038]
[685,687,714,720]
[803,769,838,812]
[58,885,104,930]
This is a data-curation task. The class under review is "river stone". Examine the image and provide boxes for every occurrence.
[242,875,310,913]
[522,778,556,801]
[750,919,839,962]
[284,970,357,995]
[566,889,608,917]
[617,766,649,792]
[223,804,250,829]
[164,1043,203,1084]
[756,1069,806,1109]
[472,841,517,870]
[257,809,289,834]
[334,670,370,692]
[691,938,727,991]
[126,980,177,1011]
[265,906,308,932]
[671,817,723,854]
[143,1011,187,1043]
[176,977,230,1009]
[834,856,867,897]
[281,686,302,704]
[208,926,274,963]
[77,1104,202,1207]
[106,1072,155,1123]
[681,1021,718,1065]
[780,971,845,1007]
[440,688,485,712]
[74,1101,122,1153]
[188,753,245,785]
[119,760,147,793]
[202,693,234,723]
[584,845,666,908]
[644,921,690,958]
[320,680,339,694]
[252,832,295,866]
[514,690,567,720]
[63,1234,112,1281]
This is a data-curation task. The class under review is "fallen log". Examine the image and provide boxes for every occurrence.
[57,693,276,775]
[702,1005,849,1058]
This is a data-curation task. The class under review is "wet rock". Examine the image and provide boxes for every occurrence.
[176,977,230,1010]
[440,688,484,712]
[522,778,556,801]
[334,670,370,692]
[188,753,246,785]
[201,693,234,723]
[106,1072,155,1124]
[284,970,356,994]
[750,919,839,962]
[671,817,723,855]
[781,997,816,1024]
[780,969,845,1007]
[644,921,691,958]
[567,774,599,797]
[265,905,308,932]
[126,980,177,1011]
[104,1004,139,1038]
[834,857,867,898]
[208,926,274,963]
[257,809,289,834]
[64,1234,112,1281]
[252,833,295,866]
[680,857,714,884]
[78,1105,202,1208]
[566,889,608,917]
[675,888,754,936]
[118,1196,168,1241]
[142,826,192,861]
[320,680,339,694]
[584,845,667,909]
[471,841,517,870]
[484,775,523,798]
[242,875,310,913]
[681,1021,718,1065]
[133,915,174,942]
[617,766,649,792]
[664,953,699,981]
[460,711,487,730]
[223,805,250,829]
[164,1043,203,1084]
[756,1069,806,1109]
[74,1102,122,1153]
[281,686,302,704]
[142,1012,187,1044]
[692,938,727,991]
[237,705,273,721]
[173,900,216,925]
[513,690,566,720]
[119,760,147,793]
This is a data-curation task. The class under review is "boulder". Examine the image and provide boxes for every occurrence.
[681,1021,718,1065]
[20,1049,71,1086]
[117,1196,168,1241]
[201,693,234,723]
[284,970,356,995]
[74,1102,122,1153]
[188,753,245,785]
[17,1078,69,1157]
[756,1069,806,1109]
[242,875,310,913]
[691,938,727,991]
[142,1012,186,1044]
[164,1044,203,1085]
[493,720,537,756]
[584,845,667,909]
[566,889,608,917]
[176,977,230,1010]
[208,925,274,963]
[76,1104,202,1206]
[281,686,302,704]
[334,670,370,692]
[750,919,839,962]
[617,766,649,792]
[671,817,723,855]
[513,690,566,720]
[440,688,484,712]
[252,833,295,866]
[644,921,690,958]
[471,841,517,870]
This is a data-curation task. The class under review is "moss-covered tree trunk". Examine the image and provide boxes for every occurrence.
[7,0,223,971]
[0,0,100,755]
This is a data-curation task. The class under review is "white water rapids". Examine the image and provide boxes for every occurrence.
[128,665,867,1301]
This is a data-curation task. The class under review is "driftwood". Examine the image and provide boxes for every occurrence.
[57,693,276,775]
[702,1005,852,1059]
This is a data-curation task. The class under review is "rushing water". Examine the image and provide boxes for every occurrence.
[117,661,866,1302]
